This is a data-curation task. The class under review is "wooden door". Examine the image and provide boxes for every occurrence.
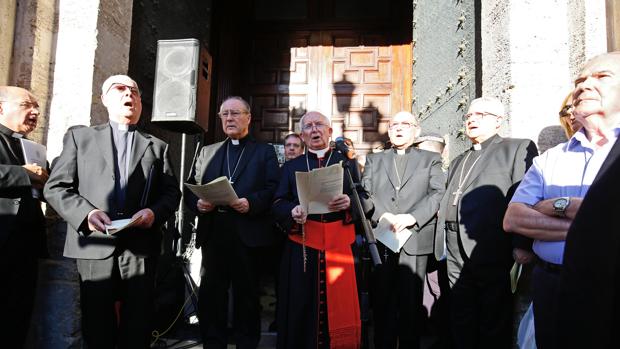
[245,30,412,157]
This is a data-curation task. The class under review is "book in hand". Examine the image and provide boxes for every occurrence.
[20,138,47,199]
[105,216,143,235]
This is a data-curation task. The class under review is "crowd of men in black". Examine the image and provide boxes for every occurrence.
[1,51,620,349]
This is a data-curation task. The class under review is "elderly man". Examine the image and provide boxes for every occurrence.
[45,75,181,348]
[436,96,538,349]
[283,132,304,161]
[185,96,280,348]
[272,111,371,348]
[504,52,620,349]
[362,111,445,348]
[0,86,48,347]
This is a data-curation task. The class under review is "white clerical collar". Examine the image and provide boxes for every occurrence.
[395,148,406,155]
[308,147,330,158]
[473,143,482,151]
[231,139,240,145]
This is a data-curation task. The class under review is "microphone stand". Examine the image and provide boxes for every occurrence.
[339,158,380,349]
[339,155,381,266]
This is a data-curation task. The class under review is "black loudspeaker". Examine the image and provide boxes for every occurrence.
[151,38,212,134]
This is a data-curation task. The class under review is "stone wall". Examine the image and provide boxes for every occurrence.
[0,0,17,85]
[10,0,57,146]
[481,0,607,151]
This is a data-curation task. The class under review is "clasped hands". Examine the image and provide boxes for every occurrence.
[87,208,154,232]
[196,198,250,214]
[291,194,350,225]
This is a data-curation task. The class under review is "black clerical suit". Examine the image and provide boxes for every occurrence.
[362,146,445,349]
[0,123,46,347]
[556,136,620,348]
[435,135,537,349]
[185,136,279,349]
[44,122,180,348]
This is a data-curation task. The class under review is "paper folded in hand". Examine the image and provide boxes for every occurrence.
[510,261,523,294]
[295,163,343,215]
[185,176,239,206]
[105,216,142,235]
[373,213,413,253]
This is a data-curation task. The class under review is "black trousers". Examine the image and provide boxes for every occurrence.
[0,236,38,348]
[77,251,157,349]
[371,245,427,349]
[198,212,261,349]
[446,230,512,349]
[532,264,560,349]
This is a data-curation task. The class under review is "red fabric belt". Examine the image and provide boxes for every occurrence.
[289,219,361,349]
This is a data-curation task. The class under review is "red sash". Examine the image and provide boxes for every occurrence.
[290,219,361,349]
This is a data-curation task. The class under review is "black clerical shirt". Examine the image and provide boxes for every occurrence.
[445,134,498,220]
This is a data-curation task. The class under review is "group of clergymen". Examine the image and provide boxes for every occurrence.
[2,51,620,349]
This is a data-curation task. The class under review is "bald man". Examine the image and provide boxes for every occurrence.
[0,86,48,347]
[45,75,181,348]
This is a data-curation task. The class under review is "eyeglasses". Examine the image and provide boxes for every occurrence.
[218,110,249,118]
[389,122,416,130]
[0,100,40,110]
[108,83,140,96]
[462,112,501,121]
[559,104,573,118]
[301,123,329,131]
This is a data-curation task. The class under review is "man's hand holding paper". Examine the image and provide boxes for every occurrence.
[22,163,48,189]
[88,209,112,232]
[185,176,239,206]
[197,199,216,213]
[327,193,350,212]
[131,208,154,229]
[230,198,250,214]
[373,212,413,253]
[389,213,416,233]
[295,163,344,215]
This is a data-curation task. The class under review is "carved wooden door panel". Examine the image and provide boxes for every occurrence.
[246,30,411,158]
[318,31,411,157]
[246,31,320,142]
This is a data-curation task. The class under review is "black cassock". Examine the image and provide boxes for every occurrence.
[272,149,372,349]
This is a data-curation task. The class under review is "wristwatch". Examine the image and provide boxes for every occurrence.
[552,197,571,217]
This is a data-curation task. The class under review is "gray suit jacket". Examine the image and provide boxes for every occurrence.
[44,123,181,260]
[362,147,445,255]
[435,135,538,262]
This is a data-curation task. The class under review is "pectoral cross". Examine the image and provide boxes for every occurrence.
[452,188,462,206]
[229,179,234,184]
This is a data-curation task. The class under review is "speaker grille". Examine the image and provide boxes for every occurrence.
[152,39,205,133]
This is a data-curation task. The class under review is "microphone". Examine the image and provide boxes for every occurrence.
[333,136,356,160]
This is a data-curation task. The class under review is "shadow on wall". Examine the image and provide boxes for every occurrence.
[333,77,387,161]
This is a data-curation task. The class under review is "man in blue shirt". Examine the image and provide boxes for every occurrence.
[503,51,620,349]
